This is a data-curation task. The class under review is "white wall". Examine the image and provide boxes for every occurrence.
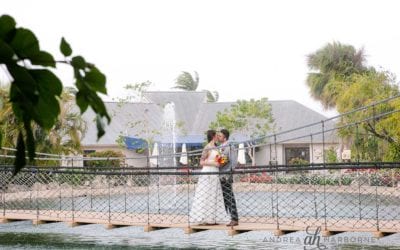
[311,143,339,164]
[254,143,339,166]
[254,144,284,165]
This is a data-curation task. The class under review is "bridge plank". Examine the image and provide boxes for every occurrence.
[3,210,400,236]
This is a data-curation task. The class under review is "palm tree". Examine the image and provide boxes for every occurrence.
[173,71,219,102]
[0,87,86,155]
[173,71,200,91]
[205,90,219,102]
[306,42,367,109]
[0,86,20,149]
[37,90,87,155]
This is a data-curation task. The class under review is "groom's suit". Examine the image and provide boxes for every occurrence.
[219,141,239,222]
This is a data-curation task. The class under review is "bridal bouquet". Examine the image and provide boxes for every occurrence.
[215,153,229,166]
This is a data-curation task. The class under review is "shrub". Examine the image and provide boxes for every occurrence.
[86,150,125,168]
[288,157,309,175]
[325,148,338,163]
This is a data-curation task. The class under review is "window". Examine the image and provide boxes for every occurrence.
[285,146,310,165]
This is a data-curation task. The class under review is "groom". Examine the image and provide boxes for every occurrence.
[218,129,239,226]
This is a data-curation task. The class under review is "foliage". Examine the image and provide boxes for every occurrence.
[306,42,368,109]
[0,15,110,175]
[306,42,400,162]
[205,89,219,102]
[172,71,219,102]
[288,157,309,174]
[325,148,338,163]
[369,174,399,187]
[209,98,274,164]
[115,112,160,154]
[288,157,309,165]
[0,86,20,148]
[116,81,153,103]
[112,80,160,153]
[276,175,353,186]
[85,150,125,168]
[384,143,400,161]
[209,98,274,139]
[173,71,199,91]
[336,72,400,161]
[1,87,87,157]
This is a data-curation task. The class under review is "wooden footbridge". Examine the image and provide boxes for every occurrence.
[2,95,400,238]
[2,163,400,239]
[2,210,400,238]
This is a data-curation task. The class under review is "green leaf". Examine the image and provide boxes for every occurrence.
[34,94,60,129]
[10,28,40,58]
[0,39,15,63]
[84,67,107,94]
[87,92,111,123]
[13,131,26,176]
[96,114,105,139]
[29,69,62,129]
[76,90,89,113]
[30,51,56,67]
[60,37,72,57]
[30,69,62,96]
[7,64,39,104]
[0,15,16,39]
[71,56,86,69]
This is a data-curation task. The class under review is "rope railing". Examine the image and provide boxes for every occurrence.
[1,162,400,233]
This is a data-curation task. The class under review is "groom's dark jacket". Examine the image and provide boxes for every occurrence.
[218,141,238,173]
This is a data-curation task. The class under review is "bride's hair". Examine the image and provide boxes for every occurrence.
[206,130,216,143]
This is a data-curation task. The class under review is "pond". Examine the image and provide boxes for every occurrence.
[1,220,400,249]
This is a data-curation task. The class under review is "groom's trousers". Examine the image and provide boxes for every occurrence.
[220,176,239,221]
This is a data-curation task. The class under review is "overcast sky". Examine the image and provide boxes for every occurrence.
[2,0,400,117]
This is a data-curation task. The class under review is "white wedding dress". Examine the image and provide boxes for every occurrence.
[189,149,229,225]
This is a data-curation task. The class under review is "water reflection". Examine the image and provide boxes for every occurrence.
[1,221,400,249]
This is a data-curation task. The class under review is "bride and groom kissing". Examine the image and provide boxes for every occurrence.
[189,129,239,227]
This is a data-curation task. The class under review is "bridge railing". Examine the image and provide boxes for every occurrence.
[1,162,400,234]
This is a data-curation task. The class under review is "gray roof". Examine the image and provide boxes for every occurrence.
[81,102,163,146]
[144,91,207,133]
[191,100,336,143]
[81,91,337,146]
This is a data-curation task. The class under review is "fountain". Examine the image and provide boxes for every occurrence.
[150,102,178,212]
[160,102,177,170]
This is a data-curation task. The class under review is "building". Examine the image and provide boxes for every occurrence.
[80,91,338,167]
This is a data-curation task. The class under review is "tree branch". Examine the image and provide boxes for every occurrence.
[365,122,395,143]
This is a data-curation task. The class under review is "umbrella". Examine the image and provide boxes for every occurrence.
[238,143,246,164]
[179,143,188,165]
[150,142,159,167]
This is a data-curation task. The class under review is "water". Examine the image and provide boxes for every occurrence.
[156,102,178,210]
[1,221,400,249]
[159,102,178,169]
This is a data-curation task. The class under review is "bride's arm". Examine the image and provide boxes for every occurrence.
[199,144,219,167]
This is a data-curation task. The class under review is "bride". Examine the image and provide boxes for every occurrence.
[189,130,229,225]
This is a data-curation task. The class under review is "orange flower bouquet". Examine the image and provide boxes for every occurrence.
[215,153,229,166]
